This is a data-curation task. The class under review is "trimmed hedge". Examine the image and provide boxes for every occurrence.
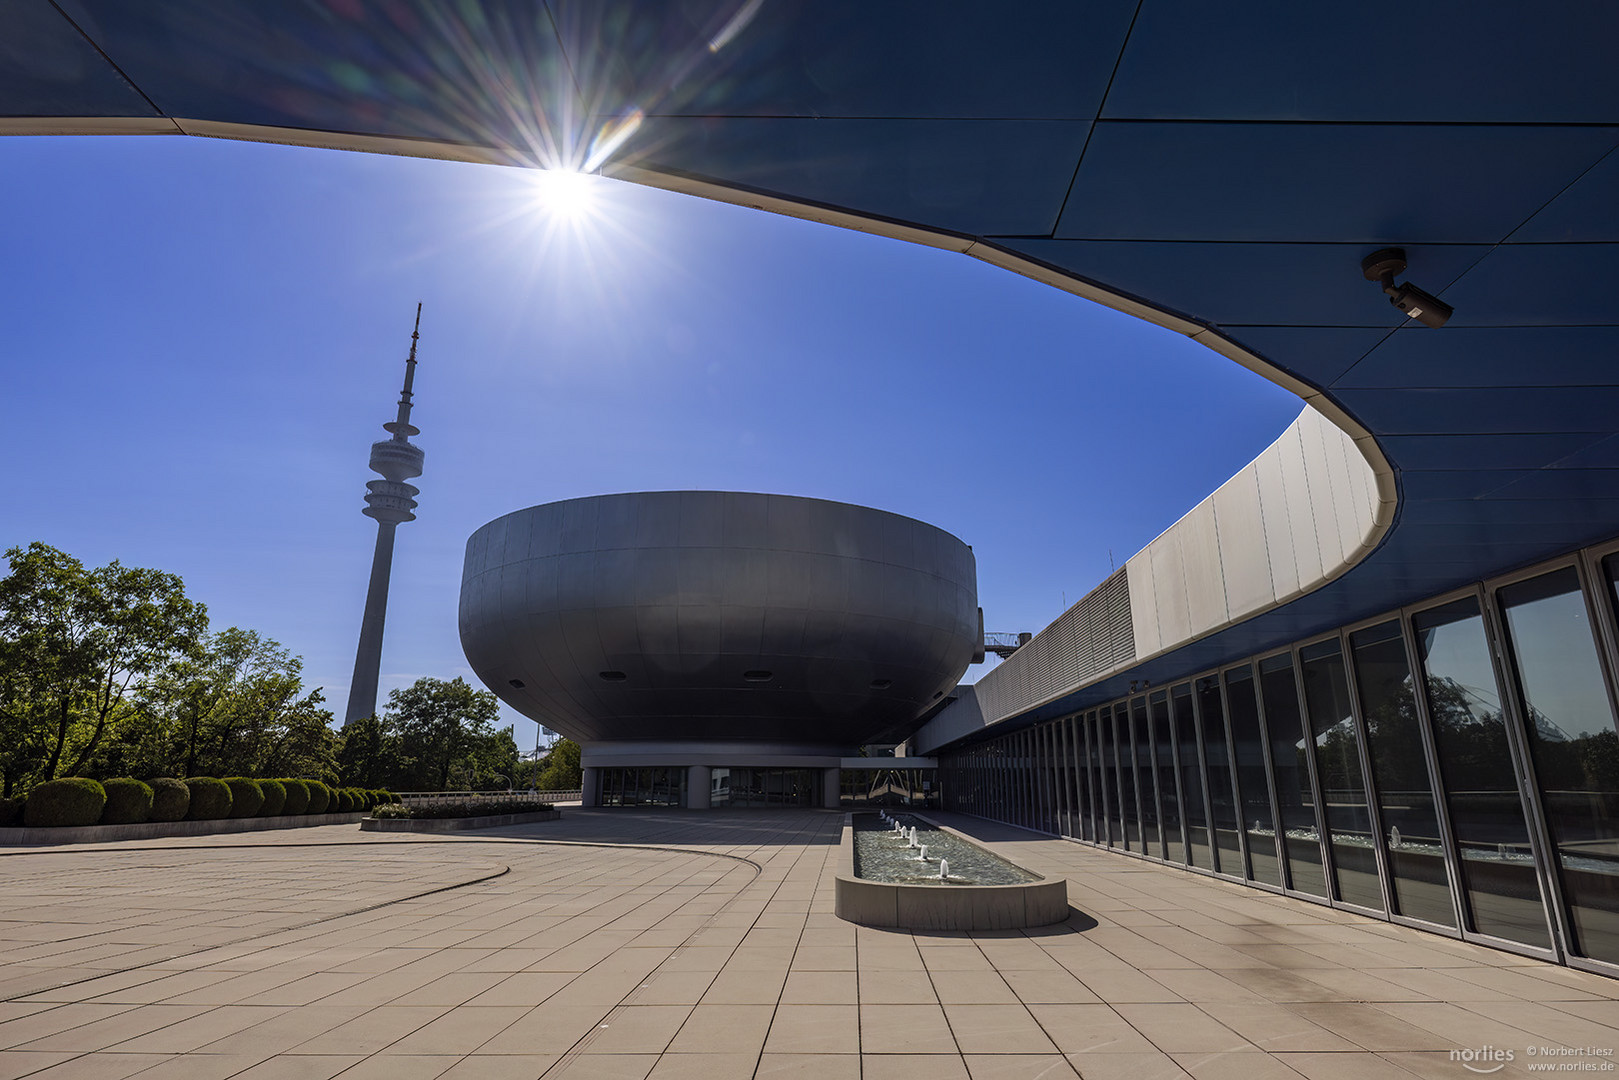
[0,795,25,826]
[24,778,107,827]
[224,777,264,819]
[184,777,232,821]
[279,779,310,815]
[258,779,287,817]
[373,796,554,820]
[149,778,190,821]
[305,780,331,815]
[101,778,154,825]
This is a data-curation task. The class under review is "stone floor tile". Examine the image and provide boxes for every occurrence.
[963,1054,1079,1079]
[545,1053,658,1079]
[664,1004,774,1055]
[1060,1050,1192,1079]
[384,1005,529,1055]
[942,1005,1058,1055]
[754,1052,860,1078]
[1194,1003,1358,1052]
[290,1006,450,1055]
[1284,1004,1447,1052]
[934,972,1020,1005]
[779,970,856,1004]
[762,1004,859,1055]
[1167,1050,1306,1080]
[463,972,576,1007]
[0,1052,77,1079]
[434,1054,558,1079]
[1024,1005,1156,1055]
[25,1053,174,1079]
[858,970,939,1005]
[861,1053,970,1079]
[1267,1052,1418,1079]
[999,968,1099,1004]
[860,1003,956,1055]
[228,1056,365,1080]
[644,1051,759,1079]
[328,1054,458,1079]
[585,1006,694,1054]
[13,1006,211,1053]
[110,1007,290,1054]
[1111,1004,1254,1054]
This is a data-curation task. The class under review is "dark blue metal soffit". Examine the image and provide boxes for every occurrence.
[6,1,1619,734]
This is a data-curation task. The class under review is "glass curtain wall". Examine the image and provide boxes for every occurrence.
[1199,677,1243,875]
[1175,683,1211,868]
[1349,621,1458,927]
[599,767,688,807]
[1412,596,1550,948]
[1152,691,1183,862]
[1259,654,1328,897]
[1300,639,1384,909]
[938,535,1619,974]
[711,767,814,807]
[1505,565,1619,965]
[1227,665,1282,886]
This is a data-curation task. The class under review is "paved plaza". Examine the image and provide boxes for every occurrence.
[2,810,1618,1080]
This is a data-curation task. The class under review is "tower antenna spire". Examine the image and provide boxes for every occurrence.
[346,305,427,727]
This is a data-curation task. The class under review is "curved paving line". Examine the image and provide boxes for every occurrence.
[0,835,767,1006]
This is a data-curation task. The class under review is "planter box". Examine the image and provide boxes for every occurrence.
[360,809,561,832]
[0,812,367,847]
[834,813,1069,931]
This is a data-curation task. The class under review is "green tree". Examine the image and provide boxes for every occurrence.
[0,543,206,792]
[336,713,402,788]
[536,738,582,791]
[385,676,502,790]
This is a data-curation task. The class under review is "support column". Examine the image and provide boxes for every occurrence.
[686,765,711,809]
[582,766,600,807]
[822,767,842,810]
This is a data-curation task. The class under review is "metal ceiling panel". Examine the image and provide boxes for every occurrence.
[1223,327,1389,389]
[1104,1,1619,122]
[550,0,1135,120]
[1378,433,1608,471]
[1440,244,1619,327]
[1057,122,1617,243]
[1000,239,1485,326]
[1,0,156,117]
[629,117,1087,236]
[1509,147,1619,242]
[1335,327,1619,389]
[1332,387,1619,436]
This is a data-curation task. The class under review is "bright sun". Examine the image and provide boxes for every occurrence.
[530,168,598,219]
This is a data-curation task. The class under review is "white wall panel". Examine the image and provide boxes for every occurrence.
[1149,534,1191,647]
[1126,550,1162,658]
[1254,441,1301,601]
[1212,465,1273,620]
[1300,410,1346,569]
[1277,424,1324,586]
[1180,501,1228,632]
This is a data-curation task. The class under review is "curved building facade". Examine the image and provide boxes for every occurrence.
[459,491,979,807]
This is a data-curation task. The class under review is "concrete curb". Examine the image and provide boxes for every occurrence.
[0,812,368,847]
[360,809,561,832]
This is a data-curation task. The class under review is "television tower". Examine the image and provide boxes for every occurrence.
[344,304,425,727]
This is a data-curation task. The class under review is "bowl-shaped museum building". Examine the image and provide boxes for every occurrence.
[459,492,980,808]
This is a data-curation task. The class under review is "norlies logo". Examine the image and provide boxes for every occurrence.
[1452,1046,1515,1073]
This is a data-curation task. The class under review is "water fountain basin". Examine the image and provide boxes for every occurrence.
[835,813,1069,931]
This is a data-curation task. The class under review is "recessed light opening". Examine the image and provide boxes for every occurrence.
[508,679,525,689]
[599,670,627,682]
[742,670,773,682]
[870,679,893,690]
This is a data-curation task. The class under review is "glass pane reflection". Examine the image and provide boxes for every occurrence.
[1300,639,1384,910]
[1414,596,1550,948]
[1350,621,1457,927]
[1260,654,1328,897]
[1199,677,1243,875]
[1175,684,1209,868]
[1506,565,1619,965]
[1152,692,1183,862]
[1227,665,1282,885]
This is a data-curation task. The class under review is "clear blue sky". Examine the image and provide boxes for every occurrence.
[1,135,1301,751]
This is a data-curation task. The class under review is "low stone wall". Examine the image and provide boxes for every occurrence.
[360,809,561,833]
[0,812,367,847]
[834,813,1069,931]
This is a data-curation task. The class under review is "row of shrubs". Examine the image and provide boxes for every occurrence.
[0,777,400,829]
[373,796,554,820]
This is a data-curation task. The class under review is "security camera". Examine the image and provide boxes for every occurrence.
[1361,248,1453,328]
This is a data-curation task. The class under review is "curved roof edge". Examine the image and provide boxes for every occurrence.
[7,119,1396,747]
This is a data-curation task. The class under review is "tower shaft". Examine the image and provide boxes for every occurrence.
[346,521,397,725]
[344,306,425,727]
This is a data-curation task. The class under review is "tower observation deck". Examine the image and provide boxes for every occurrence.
[344,305,425,726]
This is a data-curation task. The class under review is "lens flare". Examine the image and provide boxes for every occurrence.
[530,168,598,219]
